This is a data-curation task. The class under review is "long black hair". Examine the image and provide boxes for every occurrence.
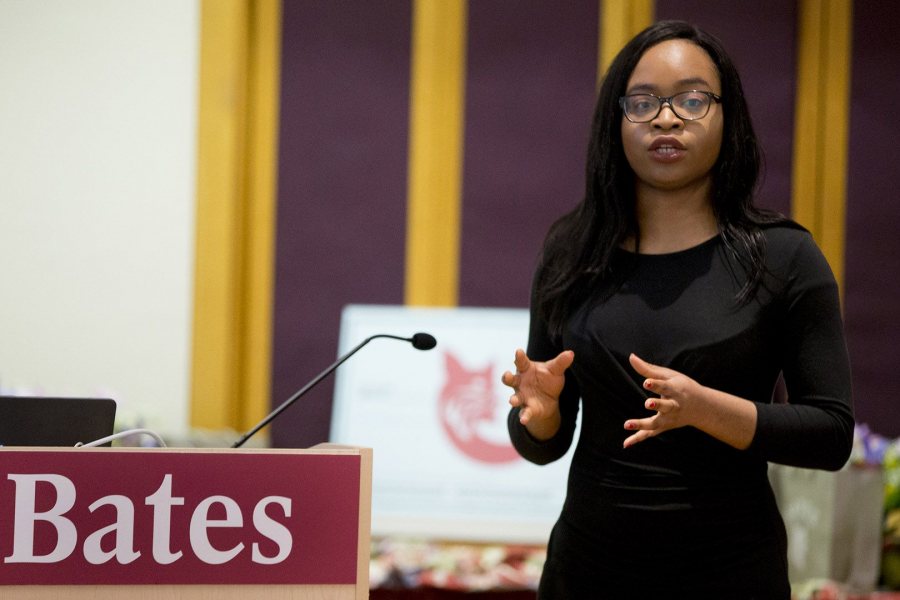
[536,20,787,338]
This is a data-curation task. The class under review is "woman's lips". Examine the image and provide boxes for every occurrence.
[648,137,685,162]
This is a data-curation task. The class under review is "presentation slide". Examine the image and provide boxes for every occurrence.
[330,305,577,543]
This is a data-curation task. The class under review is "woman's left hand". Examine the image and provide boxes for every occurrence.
[622,353,706,448]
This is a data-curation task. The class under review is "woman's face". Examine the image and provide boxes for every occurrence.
[620,39,724,194]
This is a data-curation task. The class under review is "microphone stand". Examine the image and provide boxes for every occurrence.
[232,334,431,448]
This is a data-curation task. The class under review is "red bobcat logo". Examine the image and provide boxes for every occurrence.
[438,352,520,464]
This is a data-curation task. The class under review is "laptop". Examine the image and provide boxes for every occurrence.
[0,396,117,447]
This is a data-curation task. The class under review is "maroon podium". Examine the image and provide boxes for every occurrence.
[0,445,372,599]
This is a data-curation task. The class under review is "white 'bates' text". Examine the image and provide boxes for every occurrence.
[4,474,293,565]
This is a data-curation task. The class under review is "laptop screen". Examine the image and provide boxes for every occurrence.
[0,396,117,447]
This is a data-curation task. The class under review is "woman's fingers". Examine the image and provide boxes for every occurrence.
[623,415,661,448]
[546,350,575,375]
[646,378,682,398]
[623,428,653,448]
[513,348,531,373]
[505,349,574,392]
[628,352,651,375]
[519,406,531,424]
[624,394,685,448]
[505,348,573,427]
[512,348,575,378]
[624,355,702,448]
[629,353,675,380]
[643,378,662,393]
[624,415,658,432]
[631,354,688,399]
[501,370,519,388]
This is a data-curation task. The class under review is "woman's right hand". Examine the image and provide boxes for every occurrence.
[501,348,574,440]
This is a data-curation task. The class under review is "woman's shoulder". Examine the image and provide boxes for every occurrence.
[759,219,811,248]
[759,220,836,284]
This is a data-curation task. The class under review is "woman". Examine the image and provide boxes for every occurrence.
[503,21,853,598]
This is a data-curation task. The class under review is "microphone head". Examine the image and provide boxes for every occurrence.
[410,332,437,350]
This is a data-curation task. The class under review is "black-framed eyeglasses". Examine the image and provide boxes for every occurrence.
[619,90,722,123]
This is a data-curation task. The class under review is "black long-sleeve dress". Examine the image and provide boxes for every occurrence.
[508,225,854,599]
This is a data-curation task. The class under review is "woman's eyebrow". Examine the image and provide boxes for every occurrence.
[625,77,715,94]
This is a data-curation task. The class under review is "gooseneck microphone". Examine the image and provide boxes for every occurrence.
[231,332,437,448]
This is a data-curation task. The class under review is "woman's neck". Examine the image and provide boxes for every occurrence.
[625,179,718,254]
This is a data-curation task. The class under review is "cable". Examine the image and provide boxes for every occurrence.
[75,428,167,448]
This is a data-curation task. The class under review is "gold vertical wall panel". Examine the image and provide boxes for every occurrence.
[791,0,823,234]
[191,0,249,430]
[240,0,281,432]
[818,0,851,293]
[191,0,281,433]
[599,0,654,80]
[791,0,852,292]
[404,0,468,307]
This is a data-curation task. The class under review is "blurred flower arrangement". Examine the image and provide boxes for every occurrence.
[874,426,900,590]
[844,423,900,593]
[792,578,848,600]
[369,538,545,591]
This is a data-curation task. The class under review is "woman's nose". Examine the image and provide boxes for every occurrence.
[652,103,683,129]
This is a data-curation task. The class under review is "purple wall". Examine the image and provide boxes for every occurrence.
[459,0,598,308]
[272,1,412,447]
[655,1,797,216]
[844,1,900,435]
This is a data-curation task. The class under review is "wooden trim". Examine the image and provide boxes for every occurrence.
[354,447,373,600]
[599,0,654,80]
[404,0,467,307]
[191,0,281,432]
[791,0,852,293]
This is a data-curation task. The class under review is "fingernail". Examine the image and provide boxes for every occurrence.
[644,380,653,389]
[648,400,656,409]
[625,422,634,430]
